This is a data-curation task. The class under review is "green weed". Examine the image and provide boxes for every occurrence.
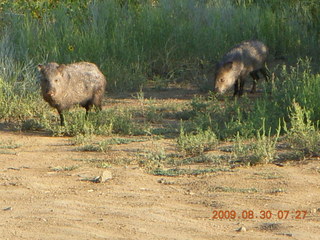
[285,101,320,158]
[177,126,218,156]
[151,167,230,177]
[231,120,279,165]
[50,165,79,172]
[210,186,259,193]
[0,140,21,149]
[77,140,111,153]
[138,146,168,171]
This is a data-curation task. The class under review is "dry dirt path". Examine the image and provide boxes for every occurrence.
[0,131,320,240]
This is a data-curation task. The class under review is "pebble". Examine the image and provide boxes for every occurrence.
[236,226,246,232]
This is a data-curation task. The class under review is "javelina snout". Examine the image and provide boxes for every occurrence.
[214,61,236,94]
[214,40,269,96]
[38,62,107,126]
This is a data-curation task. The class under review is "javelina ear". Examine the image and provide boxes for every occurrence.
[57,64,65,73]
[223,61,233,70]
[37,64,45,72]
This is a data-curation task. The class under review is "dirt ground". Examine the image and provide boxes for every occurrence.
[1,89,320,240]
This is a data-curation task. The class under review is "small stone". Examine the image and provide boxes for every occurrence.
[7,167,20,171]
[50,166,63,172]
[236,226,246,232]
[185,190,195,195]
[3,207,12,211]
[277,233,293,237]
[80,176,100,183]
[158,178,175,185]
[158,178,165,183]
[99,170,112,183]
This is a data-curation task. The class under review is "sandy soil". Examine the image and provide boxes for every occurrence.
[1,90,320,240]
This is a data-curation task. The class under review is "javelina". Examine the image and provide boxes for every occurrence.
[214,40,269,96]
[38,62,107,126]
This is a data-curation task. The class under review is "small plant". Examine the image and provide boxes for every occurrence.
[43,108,144,137]
[151,167,228,176]
[138,145,168,171]
[210,186,259,193]
[250,121,280,164]
[0,139,21,154]
[152,75,170,90]
[232,120,279,165]
[177,126,218,156]
[108,109,138,135]
[96,162,112,168]
[21,119,45,131]
[232,132,250,161]
[50,165,79,172]
[77,139,111,153]
[146,104,163,123]
[285,101,320,158]
[49,110,97,136]
[69,134,92,146]
[0,140,21,149]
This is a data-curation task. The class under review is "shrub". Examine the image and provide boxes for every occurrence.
[232,120,280,165]
[285,101,320,158]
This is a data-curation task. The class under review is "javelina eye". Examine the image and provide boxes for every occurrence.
[220,78,224,82]
[54,79,59,83]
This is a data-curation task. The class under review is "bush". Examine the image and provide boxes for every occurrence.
[232,122,279,166]
[285,101,320,158]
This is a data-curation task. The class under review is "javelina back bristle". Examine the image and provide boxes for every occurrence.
[38,62,107,126]
[214,40,269,96]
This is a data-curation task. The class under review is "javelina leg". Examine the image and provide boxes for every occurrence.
[92,94,103,111]
[58,110,65,126]
[260,67,269,81]
[84,102,94,120]
[233,79,240,97]
[239,77,245,96]
[233,78,245,97]
[250,71,260,93]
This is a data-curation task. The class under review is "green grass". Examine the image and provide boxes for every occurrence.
[1,0,320,92]
[0,139,21,155]
[209,186,259,193]
[177,127,219,156]
[50,165,79,172]
[284,101,320,158]
[1,0,320,169]
[151,167,231,177]
[0,140,21,149]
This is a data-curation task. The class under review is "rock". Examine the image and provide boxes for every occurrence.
[157,178,175,185]
[79,170,112,183]
[3,207,12,211]
[99,170,112,183]
[236,226,246,232]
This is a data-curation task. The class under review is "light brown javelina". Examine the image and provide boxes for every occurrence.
[38,62,107,126]
[214,40,269,96]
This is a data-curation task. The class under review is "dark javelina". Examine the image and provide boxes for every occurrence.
[214,40,269,96]
[38,62,107,126]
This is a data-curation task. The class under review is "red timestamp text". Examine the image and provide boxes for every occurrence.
[212,210,308,220]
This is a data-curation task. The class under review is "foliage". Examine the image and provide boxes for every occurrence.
[231,123,279,166]
[0,0,320,167]
[181,59,320,142]
[0,0,320,93]
[285,101,320,158]
[177,126,218,156]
